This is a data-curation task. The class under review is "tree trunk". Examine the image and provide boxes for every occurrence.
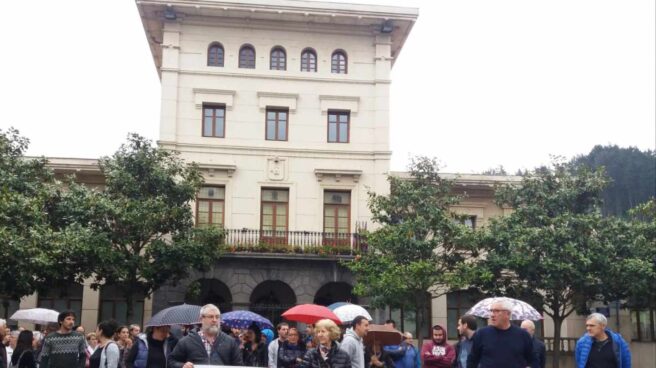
[415,293,425,348]
[125,289,134,324]
[551,315,564,368]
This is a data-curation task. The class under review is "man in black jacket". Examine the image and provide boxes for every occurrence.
[453,315,477,368]
[167,304,243,368]
[520,320,545,368]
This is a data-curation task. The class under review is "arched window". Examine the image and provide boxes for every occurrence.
[300,48,317,72]
[207,42,224,67]
[331,50,347,74]
[239,44,256,69]
[270,46,286,71]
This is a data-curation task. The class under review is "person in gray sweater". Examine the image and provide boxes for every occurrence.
[340,316,369,368]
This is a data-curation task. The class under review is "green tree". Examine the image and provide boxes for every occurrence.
[58,134,223,323]
[347,157,473,345]
[603,199,656,309]
[469,161,645,368]
[0,128,89,304]
[571,145,656,217]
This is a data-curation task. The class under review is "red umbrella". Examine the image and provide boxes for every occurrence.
[282,304,342,325]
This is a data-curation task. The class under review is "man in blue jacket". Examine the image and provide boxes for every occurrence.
[574,313,631,368]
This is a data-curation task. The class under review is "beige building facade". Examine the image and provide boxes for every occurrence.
[3,0,652,366]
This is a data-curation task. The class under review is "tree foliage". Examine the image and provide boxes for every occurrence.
[0,128,89,300]
[347,157,473,344]
[468,161,649,368]
[57,134,223,322]
[609,199,656,309]
[571,145,655,217]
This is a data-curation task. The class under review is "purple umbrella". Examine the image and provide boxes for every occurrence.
[221,310,274,330]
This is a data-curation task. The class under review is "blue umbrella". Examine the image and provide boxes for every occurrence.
[145,304,202,327]
[327,302,349,311]
[221,310,274,330]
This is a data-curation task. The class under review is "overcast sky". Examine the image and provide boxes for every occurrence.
[0,0,653,173]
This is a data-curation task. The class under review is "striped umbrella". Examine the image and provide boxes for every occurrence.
[221,311,274,330]
[145,304,202,327]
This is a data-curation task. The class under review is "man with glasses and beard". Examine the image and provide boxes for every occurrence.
[467,300,533,368]
[167,304,243,368]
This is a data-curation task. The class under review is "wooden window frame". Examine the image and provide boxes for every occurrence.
[327,110,350,143]
[331,50,348,74]
[323,190,351,246]
[207,42,225,67]
[270,46,287,71]
[265,107,289,141]
[98,286,145,326]
[260,188,289,245]
[196,186,225,228]
[239,44,256,69]
[461,215,477,230]
[301,48,317,72]
[202,104,226,138]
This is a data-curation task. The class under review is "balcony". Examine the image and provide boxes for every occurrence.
[220,228,367,256]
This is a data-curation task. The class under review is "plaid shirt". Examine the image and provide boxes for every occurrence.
[198,330,216,357]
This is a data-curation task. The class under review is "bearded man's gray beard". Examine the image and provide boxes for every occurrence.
[203,325,220,335]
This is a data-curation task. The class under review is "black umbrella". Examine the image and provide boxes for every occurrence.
[145,304,202,327]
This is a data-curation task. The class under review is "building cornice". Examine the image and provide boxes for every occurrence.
[389,171,523,188]
[136,0,417,74]
[158,140,392,160]
[161,68,390,85]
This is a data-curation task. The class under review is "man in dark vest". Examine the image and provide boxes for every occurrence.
[126,325,177,368]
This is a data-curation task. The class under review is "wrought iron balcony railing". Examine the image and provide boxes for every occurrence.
[220,228,367,256]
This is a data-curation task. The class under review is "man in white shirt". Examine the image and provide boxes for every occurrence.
[268,322,289,368]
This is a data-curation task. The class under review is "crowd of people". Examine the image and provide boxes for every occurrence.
[0,299,631,368]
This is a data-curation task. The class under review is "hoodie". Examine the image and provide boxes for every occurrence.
[420,325,455,368]
[340,328,365,368]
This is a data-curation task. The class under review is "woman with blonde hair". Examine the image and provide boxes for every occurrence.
[85,332,99,368]
[300,319,351,368]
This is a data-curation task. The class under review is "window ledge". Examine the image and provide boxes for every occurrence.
[315,169,362,183]
[194,88,236,109]
[319,95,359,113]
[258,92,299,111]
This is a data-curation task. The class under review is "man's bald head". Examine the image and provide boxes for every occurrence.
[520,320,535,336]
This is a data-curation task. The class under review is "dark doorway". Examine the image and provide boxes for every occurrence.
[185,279,233,313]
[250,280,296,327]
[314,282,356,306]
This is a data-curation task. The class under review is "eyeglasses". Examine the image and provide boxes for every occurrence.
[489,309,509,314]
[202,314,220,320]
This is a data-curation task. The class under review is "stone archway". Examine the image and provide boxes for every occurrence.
[185,278,233,313]
[313,282,357,306]
[250,280,296,327]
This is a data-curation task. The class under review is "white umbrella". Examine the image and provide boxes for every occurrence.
[10,308,59,324]
[332,303,373,325]
[466,297,543,321]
